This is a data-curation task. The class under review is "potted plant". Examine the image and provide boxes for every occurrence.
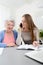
[39,30,43,40]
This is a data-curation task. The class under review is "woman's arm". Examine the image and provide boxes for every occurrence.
[34,28,39,42]
[16,31,22,46]
[0,31,4,42]
[33,28,39,47]
[16,30,25,46]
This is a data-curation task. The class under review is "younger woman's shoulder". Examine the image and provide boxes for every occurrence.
[34,27,39,31]
[33,27,39,34]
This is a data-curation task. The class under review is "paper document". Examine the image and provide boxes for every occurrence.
[0,48,4,55]
[17,44,39,50]
[17,44,43,50]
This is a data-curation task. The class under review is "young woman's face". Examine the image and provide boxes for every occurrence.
[6,21,14,32]
[21,17,28,31]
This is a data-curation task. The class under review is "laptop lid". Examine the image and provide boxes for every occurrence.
[25,50,43,63]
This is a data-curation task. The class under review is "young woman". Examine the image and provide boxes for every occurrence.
[20,14,39,47]
[0,20,18,46]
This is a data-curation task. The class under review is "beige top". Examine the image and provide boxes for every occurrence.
[22,28,39,40]
[16,28,39,45]
[33,28,39,42]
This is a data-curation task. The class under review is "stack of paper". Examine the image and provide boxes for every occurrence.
[0,48,4,55]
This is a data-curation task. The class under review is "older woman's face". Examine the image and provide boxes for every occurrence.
[21,17,28,30]
[6,21,14,32]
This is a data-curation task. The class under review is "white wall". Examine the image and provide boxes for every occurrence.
[14,2,43,30]
[0,5,11,31]
[0,0,43,30]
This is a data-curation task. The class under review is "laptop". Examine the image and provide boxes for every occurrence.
[25,50,43,63]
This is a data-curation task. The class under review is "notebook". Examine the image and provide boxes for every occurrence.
[17,44,39,50]
[25,50,43,63]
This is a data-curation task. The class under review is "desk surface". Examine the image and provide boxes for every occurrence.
[0,47,42,65]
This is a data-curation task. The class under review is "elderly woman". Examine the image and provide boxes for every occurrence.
[0,20,18,47]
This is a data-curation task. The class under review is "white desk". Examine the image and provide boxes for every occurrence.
[0,47,42,65]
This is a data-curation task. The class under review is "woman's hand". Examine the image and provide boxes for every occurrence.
[7,43,16,46]
[33,41,39,47]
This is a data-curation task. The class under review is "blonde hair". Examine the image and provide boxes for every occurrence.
[5,19,15,25]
